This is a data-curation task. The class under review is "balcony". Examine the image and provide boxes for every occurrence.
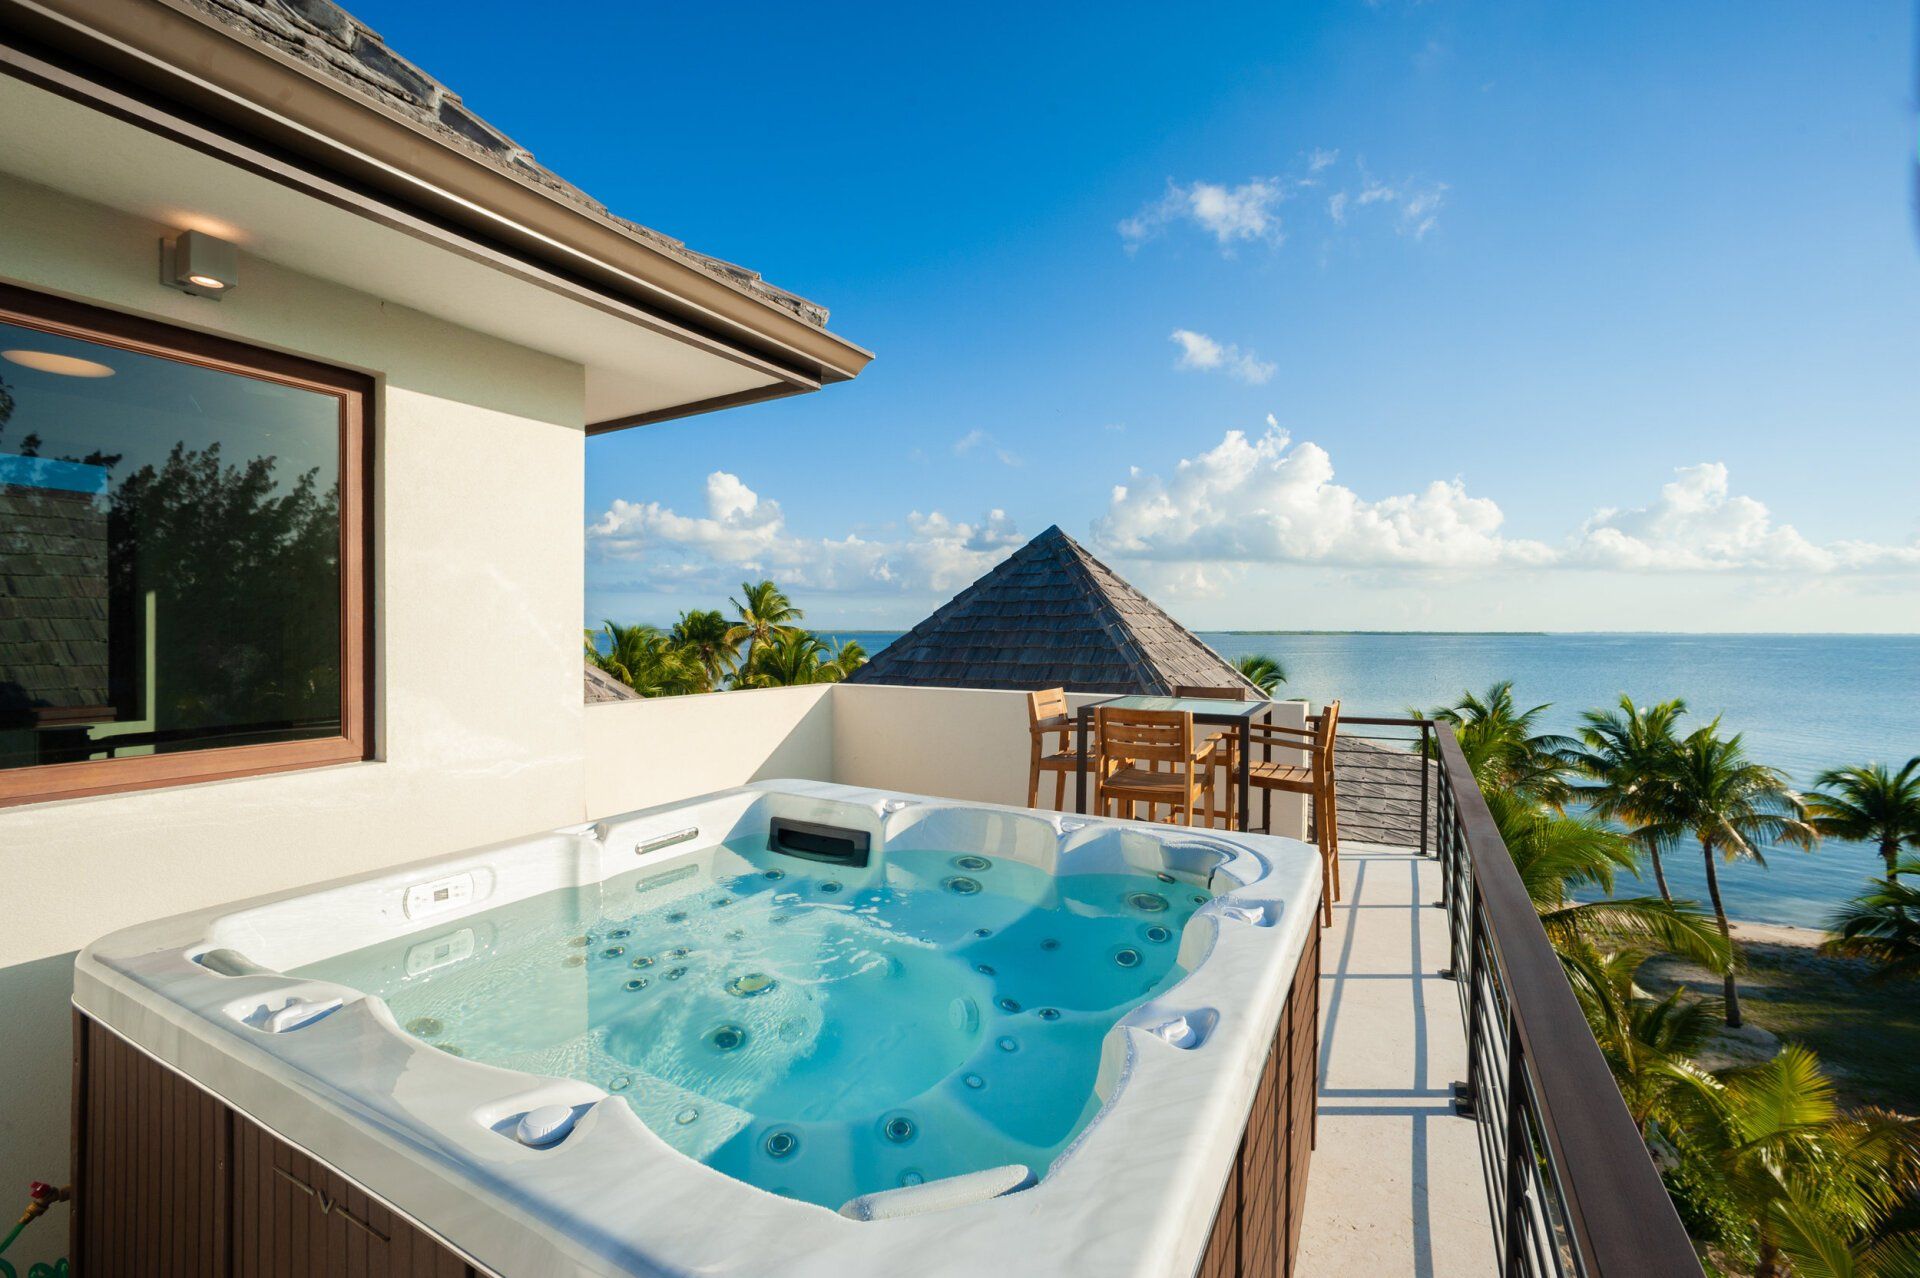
[588,682,1702,1278]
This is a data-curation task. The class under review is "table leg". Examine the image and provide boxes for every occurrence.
[1237,720,1251,832]
[1075,708,1090,815]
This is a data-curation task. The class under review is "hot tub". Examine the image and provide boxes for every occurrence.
[73,780,1322,1277]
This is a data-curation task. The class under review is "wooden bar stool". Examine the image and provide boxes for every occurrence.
[1094,706,1231,827]
[1244,700,1342,927]
[1027,687,1090,811]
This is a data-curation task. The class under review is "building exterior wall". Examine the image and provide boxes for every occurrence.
[583,684,835,817]
[0,177,587,1267]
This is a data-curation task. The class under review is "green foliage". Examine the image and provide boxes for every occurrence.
[1426,680,1575,806]
[1563,695,1691,902]
[1484,783,1733,971]
[589,580,868,696]
[669,609,741,691]
[589,621,704,698]
[739,630,834,687]
[1234,653,1286,695]
[822,638,868,682]
[109,442,341,730]
[1663,1153,1759,1273]
[1562,939,1722,1132]
[1640,722,1818,1027]
[1660,1046,1920,1277]
[1825,860,1920,982]
[724,579,803,671]
[1808,759,1920,880]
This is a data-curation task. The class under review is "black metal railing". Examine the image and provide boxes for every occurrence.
[1430,726,1701,1277]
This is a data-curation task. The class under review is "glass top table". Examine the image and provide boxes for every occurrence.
[1080,695,1268,720]
[1072,695,1281,831]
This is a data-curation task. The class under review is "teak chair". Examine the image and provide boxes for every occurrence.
[1174,683,1260,826]
[1094,707,1231,828]
[1244,700,1343,927]
[1027,687,1090,811]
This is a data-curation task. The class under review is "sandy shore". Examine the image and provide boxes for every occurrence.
[1726,919,1827,950]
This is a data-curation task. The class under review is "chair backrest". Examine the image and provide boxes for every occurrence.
[1027,687,1068,729]
[1096,707,1194,768]
[1173,684,1251,701]
[1314,700,1342,786]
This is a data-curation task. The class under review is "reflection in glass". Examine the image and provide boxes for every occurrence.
[0,319,343,771]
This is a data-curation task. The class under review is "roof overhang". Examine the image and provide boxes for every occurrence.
[0,0,872,430]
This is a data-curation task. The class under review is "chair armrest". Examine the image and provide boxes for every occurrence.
[1244,721,1320,740]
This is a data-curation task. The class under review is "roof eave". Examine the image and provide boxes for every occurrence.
[0,0,872,403]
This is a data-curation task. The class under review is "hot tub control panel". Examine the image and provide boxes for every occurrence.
[404,871,477,921]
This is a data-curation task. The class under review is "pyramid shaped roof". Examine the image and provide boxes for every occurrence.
[848,526,1259,695]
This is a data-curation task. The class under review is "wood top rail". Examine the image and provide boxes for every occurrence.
[1435,729,1700,1277]
[1306,713,1429,728]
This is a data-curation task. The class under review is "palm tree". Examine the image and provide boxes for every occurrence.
[1563,696,1691,903]
[1642,722,1817,1027]
[669,608,740,691]
[1661,1045,1920,1278]
[1426,681,1575,807]
[1234,653,1286,696]
[592,621,703,698]
[740,630,833,688]
[1561,940,1721,1137]
[1807,759,1920,881]
[820,638,868,683]
[726,579,803,672]
[1824,860,1920,981]
[1485,785,1733,971]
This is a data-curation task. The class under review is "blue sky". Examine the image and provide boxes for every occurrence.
[353,1,1920,632]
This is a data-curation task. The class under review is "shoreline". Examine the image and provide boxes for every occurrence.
[1727,919,1825,949]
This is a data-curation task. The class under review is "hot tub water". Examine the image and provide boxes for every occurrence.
[295,839,1210,1210]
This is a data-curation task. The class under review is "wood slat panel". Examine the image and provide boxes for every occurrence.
[75,1019,227,1278]
[74,1017,476,1277]
[1194,921,1319,1277]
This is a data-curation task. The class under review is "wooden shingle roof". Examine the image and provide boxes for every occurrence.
[848,526,1260,696]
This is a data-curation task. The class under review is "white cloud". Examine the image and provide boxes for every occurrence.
[1120,178,1287,252]
[1570,463,1920,573]
[1125,156,1448,254]
[587,471,1021,595]
[1399,184,1447,238]
[1329,168,1447,239]
[1096,417,1550,572]
[953,428,1022,467]
[1170,329,1276,385]
[1094,423,1920,581]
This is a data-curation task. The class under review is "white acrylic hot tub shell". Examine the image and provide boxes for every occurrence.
[75,780,1321,1278]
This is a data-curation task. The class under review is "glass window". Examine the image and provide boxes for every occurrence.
[0,287,371,804]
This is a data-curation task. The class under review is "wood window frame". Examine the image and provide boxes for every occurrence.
[0,283,374,807]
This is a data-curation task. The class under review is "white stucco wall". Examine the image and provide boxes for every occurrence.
[0,176,587,1265]
[584,685,835,816]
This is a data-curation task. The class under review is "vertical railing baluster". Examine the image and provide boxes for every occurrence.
[1419,719,1432,858]
[1503,1013,1531,1277]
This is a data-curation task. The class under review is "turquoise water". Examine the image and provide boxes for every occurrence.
[295,841,1205,1209]
[831,631,1920,929]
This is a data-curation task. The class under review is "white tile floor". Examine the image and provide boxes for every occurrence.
[1296,844,1497,1277]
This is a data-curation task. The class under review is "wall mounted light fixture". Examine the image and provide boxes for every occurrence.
[160,230,238,299]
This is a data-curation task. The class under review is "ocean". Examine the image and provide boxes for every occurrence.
[827,631,1920,930]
